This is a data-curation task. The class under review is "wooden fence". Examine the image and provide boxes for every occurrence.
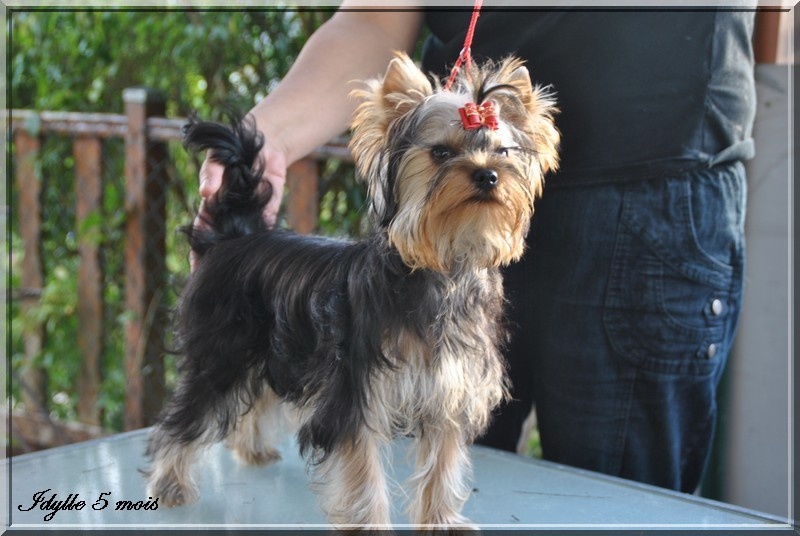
[9,88,352,450]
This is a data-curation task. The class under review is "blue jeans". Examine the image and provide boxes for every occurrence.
[479,162,747,493]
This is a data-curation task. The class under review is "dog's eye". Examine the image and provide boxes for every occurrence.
[496,147,510,157]
[430,145,454,163]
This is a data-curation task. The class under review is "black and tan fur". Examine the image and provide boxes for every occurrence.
[145,52,559,529]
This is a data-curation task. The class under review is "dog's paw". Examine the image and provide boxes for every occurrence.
[232,446,281,467]
[416,516,480,535]
[417,526,480,536]
[147,475,199,507]
[449,521,480,535]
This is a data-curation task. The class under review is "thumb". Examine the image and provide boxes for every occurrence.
[199,151,224,199]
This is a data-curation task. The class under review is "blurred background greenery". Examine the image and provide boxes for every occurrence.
[8,9,375,434]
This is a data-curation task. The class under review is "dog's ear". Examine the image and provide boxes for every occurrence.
[349,53,432,223]
[525,82,560,176]
[380,53,433,123]
[350,52,432,181]
[488,59,561,176]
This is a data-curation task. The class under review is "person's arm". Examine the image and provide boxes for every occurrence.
[252,6,424,165]
[197,7,424,233]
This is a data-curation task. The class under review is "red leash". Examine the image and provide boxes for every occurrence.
[443,0,483,92]
[444,0,498,132]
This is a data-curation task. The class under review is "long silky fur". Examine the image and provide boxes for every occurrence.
[181,114,271,256]
[153,115,505,463]
[147,53,556,527]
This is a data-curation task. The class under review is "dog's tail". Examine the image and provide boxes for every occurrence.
[182,114,271,258]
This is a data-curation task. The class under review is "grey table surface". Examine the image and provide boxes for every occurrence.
[4,428,791,531]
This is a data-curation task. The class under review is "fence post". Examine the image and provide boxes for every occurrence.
[74,136,104,426]
[753,11,781,64]
[286,158,319,234]
[123,88,168,430]
[14,129,48,412]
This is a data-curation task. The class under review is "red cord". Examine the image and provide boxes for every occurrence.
[443,0,483,91]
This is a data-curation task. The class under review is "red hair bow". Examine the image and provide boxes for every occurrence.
[459,101,499,131]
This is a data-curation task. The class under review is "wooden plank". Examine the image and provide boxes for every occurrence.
[13,130,48,412]
[145,116,185,142]
[754,10,782,64]
[309,144,353,163]
[286,157,320,235]
[7,409,106,453]
[8,109,352,159]
[73,136,104,426]
[10,110,128,138]
[123,88,168,430]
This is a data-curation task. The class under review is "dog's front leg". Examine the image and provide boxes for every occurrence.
[409,426,477,530]
[314,429,391,529]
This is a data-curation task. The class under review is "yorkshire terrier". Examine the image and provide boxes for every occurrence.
[145,52,559,529]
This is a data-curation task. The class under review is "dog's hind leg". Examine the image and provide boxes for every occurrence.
[145,374,239,507]
[228,386,293,467]
[313,428,392,528]
[146,428,206,507]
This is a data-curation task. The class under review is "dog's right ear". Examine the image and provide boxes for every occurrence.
[349,52,432,182]
[379,53,433,122]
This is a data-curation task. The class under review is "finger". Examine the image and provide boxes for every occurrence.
[199,156,224,199]
[194,198,212,229]
[263,201,278,228]
[262,179,285,228]
[189,249,198,272]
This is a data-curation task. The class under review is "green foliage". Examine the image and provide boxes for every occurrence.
[10,9,333,116]
[317,159,368,238]
[526,425,543,459]
[9,9,371,433]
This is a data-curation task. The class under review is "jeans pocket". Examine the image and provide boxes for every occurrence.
[603,164,746,375]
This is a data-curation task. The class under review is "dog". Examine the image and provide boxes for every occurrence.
[145,52,559,529]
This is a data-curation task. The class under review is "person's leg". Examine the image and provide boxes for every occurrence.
[507,163,745,491]
[475,253,538,452]
[525,180,634,476]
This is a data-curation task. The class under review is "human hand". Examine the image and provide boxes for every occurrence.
[191,142,287,271]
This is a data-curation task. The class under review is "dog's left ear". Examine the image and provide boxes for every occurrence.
[492,60,561,176]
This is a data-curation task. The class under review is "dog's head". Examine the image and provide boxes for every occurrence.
[350,52,559,273]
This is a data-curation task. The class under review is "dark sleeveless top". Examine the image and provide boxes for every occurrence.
[422,10,756,186]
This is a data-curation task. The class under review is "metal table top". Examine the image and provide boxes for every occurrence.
[5,428,792,532]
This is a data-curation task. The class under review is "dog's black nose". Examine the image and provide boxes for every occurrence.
[473,169,499,191]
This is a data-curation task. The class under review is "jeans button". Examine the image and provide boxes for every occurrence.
[706,343,718,359]
[711,298,723,316]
